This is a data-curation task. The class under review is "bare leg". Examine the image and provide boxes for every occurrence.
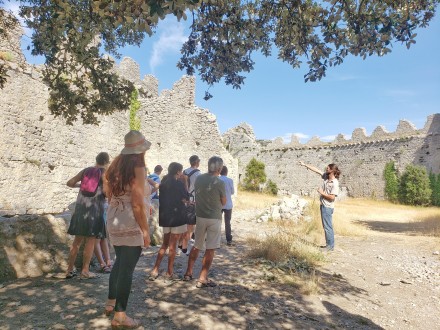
[100,238,112,267]
[166,233,180,276]
[151,233,170,276]
[94,238,105,268]
[81,237,96,275]
[66,236,84,273]
[184,246,200,277]
[198,249,215,283]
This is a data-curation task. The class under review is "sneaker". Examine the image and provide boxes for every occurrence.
[176,249,181,256]
[189,239,195,244]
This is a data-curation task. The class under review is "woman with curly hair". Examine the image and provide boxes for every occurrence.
[103,131,151,329]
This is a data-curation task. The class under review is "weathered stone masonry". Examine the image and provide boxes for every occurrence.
[0,55,237,216]
[223,115,440,199]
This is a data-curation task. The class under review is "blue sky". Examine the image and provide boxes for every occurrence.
[5,3,440,142]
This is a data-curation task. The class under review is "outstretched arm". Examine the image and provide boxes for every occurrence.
[298,161,323,176]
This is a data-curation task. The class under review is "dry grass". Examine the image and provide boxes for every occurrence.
[335,198,440,237]
[245,195,440,293]
[234,189,279,211]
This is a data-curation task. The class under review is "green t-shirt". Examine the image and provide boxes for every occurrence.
[194,173,226,220]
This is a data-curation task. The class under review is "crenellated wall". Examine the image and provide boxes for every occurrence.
[0,26,237,216]
[223,115,440,199]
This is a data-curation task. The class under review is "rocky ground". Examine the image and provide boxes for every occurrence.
[0,206,439,330]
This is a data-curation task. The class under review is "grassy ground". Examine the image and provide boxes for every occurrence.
[243,192,440,294]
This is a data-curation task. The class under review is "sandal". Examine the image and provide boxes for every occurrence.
[65,269,77,279]
[111,315,140,329]
[196,279,217,288]
[164,273,181,284]
[100,265,112,274]
[148,272,159,281]
[79,272,100,280]
[182,274,193,281]
[104,303,115,316]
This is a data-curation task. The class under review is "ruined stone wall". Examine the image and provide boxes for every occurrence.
[0,36,237,216]
[223,115,440,199]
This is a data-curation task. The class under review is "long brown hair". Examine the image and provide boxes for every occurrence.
[328,163,341,179]
[105,154,145,196]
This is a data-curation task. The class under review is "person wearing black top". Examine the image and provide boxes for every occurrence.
[149,162,189,282]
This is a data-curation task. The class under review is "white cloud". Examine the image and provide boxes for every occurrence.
[276,132,310,143]
[320,135,336,141]
[149,19,187,72]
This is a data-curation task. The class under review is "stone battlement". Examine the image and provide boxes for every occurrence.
[263,115,439,149]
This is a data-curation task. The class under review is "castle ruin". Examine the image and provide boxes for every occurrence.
[223,115,440,199]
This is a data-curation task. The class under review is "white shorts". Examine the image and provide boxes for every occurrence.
[162,224,187,235]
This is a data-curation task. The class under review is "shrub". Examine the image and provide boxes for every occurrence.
[429,172,440,206]
[242,158,266,191]
[265,179,278,195]
[398,165,432,206]
[129,89,141,131]
[383,161,399,202]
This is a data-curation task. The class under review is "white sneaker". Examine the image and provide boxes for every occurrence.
[176,248,181,256]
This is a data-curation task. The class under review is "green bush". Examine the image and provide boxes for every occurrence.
[243,158,267,191]
[265,179,278,195]
[429,172,440,206]
[129,89,141,130]
[398,165,432,206]
[383,161,399,202]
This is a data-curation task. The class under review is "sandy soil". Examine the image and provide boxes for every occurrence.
[0,206,439,330]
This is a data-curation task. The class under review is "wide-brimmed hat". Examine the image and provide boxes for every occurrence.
[121,131,151,155]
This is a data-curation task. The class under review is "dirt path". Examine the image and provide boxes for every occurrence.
[1,207,439,329]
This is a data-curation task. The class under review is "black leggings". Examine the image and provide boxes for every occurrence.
[108,245,142,312]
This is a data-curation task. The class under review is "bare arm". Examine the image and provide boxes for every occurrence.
[66,170,84,188]
[220,196,226,206]
[147,177,159,193]
[132,167,150,247]
[318,187,336,202]
[298,161,324,176]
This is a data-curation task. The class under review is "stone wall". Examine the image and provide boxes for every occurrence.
[0,214,72,282]
[223,115,440,199]
[0,57,237,216]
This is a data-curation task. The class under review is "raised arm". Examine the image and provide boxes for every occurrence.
[298,161,324,176]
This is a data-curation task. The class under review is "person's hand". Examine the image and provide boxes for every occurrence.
[143,231,151,248]
[317,187,324,195]
[299,161,305,166]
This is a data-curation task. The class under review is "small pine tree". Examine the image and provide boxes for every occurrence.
[129,89,141,131]
[265,179,278,195]
[383,161,399,202]
[243,158,267,191]
[398,164,432,206]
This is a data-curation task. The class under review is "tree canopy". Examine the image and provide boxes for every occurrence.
[0,0,438,124]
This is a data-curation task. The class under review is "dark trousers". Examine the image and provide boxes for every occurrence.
[108,245,142,312]
[222,209,233,243]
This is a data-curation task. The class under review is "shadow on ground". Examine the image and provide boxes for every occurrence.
[355,218,440,236]
[0,239,383,329]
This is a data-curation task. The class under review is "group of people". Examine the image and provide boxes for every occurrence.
[65,131,236,329]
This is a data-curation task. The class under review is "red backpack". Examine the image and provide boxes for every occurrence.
[80,167,103,197]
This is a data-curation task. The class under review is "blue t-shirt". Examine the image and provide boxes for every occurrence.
[148,173,161,199]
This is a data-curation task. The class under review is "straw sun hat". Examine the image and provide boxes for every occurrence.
[121,131,151,155]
